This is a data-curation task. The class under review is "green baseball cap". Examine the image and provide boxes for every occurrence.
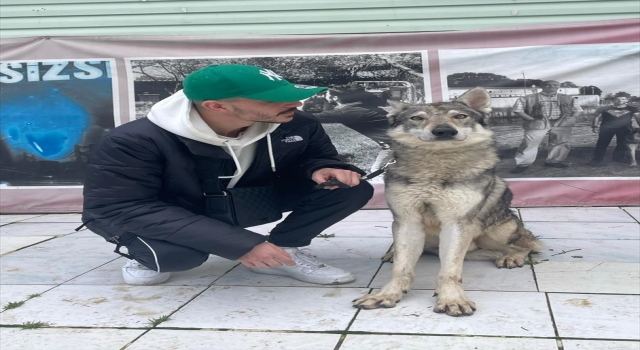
[183,64,326,102]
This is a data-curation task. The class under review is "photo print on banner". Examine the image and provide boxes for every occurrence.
[128,53,427,176]
[439,43,640,179]
[0,60,117,186]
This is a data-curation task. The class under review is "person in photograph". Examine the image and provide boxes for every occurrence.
[510,80,583,173]
[82,64,373,286]
[312,84,393,172]
[589,93,640,166]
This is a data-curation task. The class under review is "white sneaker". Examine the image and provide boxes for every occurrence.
[122,260,171,285]
[250,247,355,285]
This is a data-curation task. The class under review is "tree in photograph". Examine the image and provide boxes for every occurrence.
[560,81,579,88]
[579,85,602,96]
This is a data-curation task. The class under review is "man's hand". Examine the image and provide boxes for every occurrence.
[312,168,361,190]
[237,242,296,268]
[592,127,599,134]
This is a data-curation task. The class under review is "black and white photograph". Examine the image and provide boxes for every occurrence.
[128,53,426,175]
[439,43,640,178]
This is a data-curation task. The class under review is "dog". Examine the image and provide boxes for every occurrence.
[353,87,542,316]
[628,128,640,167]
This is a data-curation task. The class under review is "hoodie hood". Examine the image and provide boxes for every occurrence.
[147,90,280,147]
[147,90,280,185]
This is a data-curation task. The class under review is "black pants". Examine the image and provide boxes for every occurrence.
[592,126,632,162]
[123,180,374,272]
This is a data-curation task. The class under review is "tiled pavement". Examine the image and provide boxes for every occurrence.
[0,207,639,350]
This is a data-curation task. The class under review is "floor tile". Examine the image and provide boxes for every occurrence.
[0,222,83,237]
[67,256,239,286]
[128,330,341,350]
[342,210,393,222]
[549,293,640,340]
[535,262,640,294]
[525,222,640,240]
[163,286,365,331]
[0,236,54,255]
[351,290,554,337]
[341,334,559,350]
[0,328,145,350]
[536,238,639,263]
[370,256,538,292]
[0,214,42,225]
[0,285,206,327]
[0,285,56,309]
[302,237,392,259]
[3,231,112,258]
[622,207,640,222]
[214,258,381,288]
[20,214,82,223]
[0,255,117,285]
[315,221,392,237]
[562,339,640,350]
[519,207,636,222]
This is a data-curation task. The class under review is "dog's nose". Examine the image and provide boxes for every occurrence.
[432,127,458,138]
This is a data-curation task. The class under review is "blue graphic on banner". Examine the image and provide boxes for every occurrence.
[1,89,89,160]
[0,60,115,186]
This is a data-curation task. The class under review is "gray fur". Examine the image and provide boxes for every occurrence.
[354,88,542,316]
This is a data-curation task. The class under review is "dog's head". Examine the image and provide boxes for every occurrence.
[386,87,492,147]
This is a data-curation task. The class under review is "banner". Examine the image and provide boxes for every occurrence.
[1,19,638,212]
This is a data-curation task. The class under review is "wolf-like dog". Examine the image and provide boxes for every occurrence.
[353,88,542,317]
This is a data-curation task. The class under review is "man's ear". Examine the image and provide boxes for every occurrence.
[200,100,228,112]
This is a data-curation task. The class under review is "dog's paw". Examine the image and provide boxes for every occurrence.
[495,254,526,269]
[353,292,403,310]
[433,296,476,317]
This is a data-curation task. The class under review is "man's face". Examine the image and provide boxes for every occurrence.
[541,82,561,94]
[613,97,629,106]
[225,98,302,123]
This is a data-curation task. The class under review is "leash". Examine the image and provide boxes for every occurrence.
[315,157,396,189]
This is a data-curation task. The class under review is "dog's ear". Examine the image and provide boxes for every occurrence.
[386,100,411,126]
[387,100,411,113]
[456,87,492,114]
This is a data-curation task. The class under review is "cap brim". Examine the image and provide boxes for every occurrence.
[244,84,327,102]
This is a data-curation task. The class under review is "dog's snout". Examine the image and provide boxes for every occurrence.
[432,127,458,138]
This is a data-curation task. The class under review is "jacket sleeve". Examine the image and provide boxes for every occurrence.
[295,119,365,178]
[82,135,266,260]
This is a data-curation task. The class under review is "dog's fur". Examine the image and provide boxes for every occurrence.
[628,128,640,167]
[353,88,542,316]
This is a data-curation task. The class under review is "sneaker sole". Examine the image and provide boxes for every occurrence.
[122,272,171,286]
[250,268,355,285]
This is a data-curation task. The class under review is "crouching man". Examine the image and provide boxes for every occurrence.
[82,64,373,285]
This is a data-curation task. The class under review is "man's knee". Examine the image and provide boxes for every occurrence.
[338,181,374,208]
[126,237,209,273]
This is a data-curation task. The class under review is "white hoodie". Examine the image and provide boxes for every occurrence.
[147,90,280,188]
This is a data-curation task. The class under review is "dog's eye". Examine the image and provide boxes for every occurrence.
[410,116,424,121]
[454,114,468,119]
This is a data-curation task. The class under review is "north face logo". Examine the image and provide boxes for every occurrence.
[282,135,303,143]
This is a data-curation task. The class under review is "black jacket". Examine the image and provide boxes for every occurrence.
[82,112,362,260]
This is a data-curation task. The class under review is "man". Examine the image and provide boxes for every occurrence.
[510,80,583,173]
[82,64,373,286]
[589,93,640,166]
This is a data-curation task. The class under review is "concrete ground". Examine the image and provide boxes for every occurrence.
[1,207,639,350]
